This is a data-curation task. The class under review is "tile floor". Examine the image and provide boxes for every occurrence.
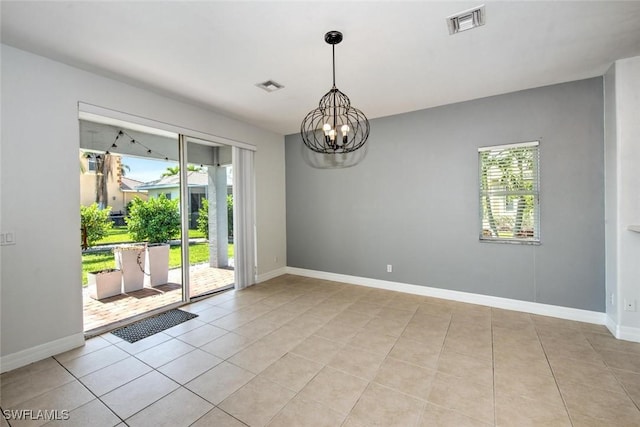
[2,274,640,426]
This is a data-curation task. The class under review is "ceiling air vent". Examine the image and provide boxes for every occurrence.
[447,5,485,35]
[256,80,284,93]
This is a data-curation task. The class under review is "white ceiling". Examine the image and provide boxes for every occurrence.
[2,1,640,135]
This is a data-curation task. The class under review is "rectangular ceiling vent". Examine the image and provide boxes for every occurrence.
[256,80,284,93]
[447,5,485,35]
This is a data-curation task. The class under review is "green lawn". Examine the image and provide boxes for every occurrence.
[97,226,205,245]
[82,242,234,286]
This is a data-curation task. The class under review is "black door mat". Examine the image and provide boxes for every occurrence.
[111,309,198,343]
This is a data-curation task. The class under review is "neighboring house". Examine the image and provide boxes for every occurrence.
[137,170,231,229]
[119,176,148,210]
[79,152,148,214]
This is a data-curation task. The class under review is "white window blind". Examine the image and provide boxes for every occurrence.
[479,141,540,243]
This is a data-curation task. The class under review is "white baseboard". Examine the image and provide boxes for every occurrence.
[1,333,85,374]
[257,267,288,284]
[286,267,607,325]
[606,315,617,337]
[605,315,640,343]
[616,325,640,342]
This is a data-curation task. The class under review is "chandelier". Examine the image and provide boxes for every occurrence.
[300,31,370,168]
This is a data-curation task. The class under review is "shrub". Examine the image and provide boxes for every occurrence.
[196,195,234,240]
[197,199,209,239]
[126,195,180,243]
[81,203,113,249]
[227,194,233,240]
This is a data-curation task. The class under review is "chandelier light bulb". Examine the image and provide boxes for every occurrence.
[341,124,349,144]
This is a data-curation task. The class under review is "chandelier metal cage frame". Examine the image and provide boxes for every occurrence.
[300,31,370,155]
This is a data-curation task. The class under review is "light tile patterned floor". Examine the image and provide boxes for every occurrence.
[83,266,234,332]
[3,274,640,426]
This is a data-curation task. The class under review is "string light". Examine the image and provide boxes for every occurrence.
[85,129,173,163]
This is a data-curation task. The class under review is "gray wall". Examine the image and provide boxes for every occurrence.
[286,78,605,312]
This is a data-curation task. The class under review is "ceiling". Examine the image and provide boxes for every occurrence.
[2,1,640,135]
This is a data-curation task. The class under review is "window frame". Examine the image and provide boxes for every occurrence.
[478,141,540,245]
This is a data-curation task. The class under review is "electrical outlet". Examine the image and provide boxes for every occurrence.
[624,299,637,312]
[386,264,392,273]
[610,293,615,305]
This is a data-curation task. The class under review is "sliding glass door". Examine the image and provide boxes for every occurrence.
[183,136,235,298]
[79,116,185,332]
[79,108,253,332]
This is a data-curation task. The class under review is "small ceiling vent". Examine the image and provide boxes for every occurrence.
[256,80,284,93]
[447,5,485,35]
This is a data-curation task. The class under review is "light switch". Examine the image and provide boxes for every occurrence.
[1,232,16,246]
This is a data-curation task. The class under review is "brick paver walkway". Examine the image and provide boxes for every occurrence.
[83,264,234,332]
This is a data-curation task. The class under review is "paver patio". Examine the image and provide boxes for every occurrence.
[83,264,234,332]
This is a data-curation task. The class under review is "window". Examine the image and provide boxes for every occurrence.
[87,156,97,172]
[479,141,540,243]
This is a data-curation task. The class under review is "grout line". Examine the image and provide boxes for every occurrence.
[434,310,453,373]
[491,308,497,427]
[533,323,575,427]
[587,342,640,412]
[53,356,127,425]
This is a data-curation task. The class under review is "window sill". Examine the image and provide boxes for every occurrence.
[479,238,541,246]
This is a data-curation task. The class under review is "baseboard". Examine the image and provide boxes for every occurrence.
[606,315,618,337]
[286,267,607,325]
[0,333,85,374]
[257,267,288,284]
[616,325,640,342]
[605,315,640,343]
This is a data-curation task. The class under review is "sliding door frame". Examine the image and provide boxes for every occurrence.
[79,103,257,304]
[178,134,191,301]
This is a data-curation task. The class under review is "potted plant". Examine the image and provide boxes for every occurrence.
[126,195,181,287]
[114,244,146,292]
[81,203,122,299]
[87,268,122,299]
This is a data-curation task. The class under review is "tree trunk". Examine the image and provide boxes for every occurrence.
[514,197,525,236]
[481,158,499,237]
[485,195,499,237]
[95,154,112,208]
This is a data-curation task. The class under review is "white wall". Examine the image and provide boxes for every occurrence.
[605,55,640,342]
[615,56,640,338]
[0,45,287,371]
[604,64,618,325]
